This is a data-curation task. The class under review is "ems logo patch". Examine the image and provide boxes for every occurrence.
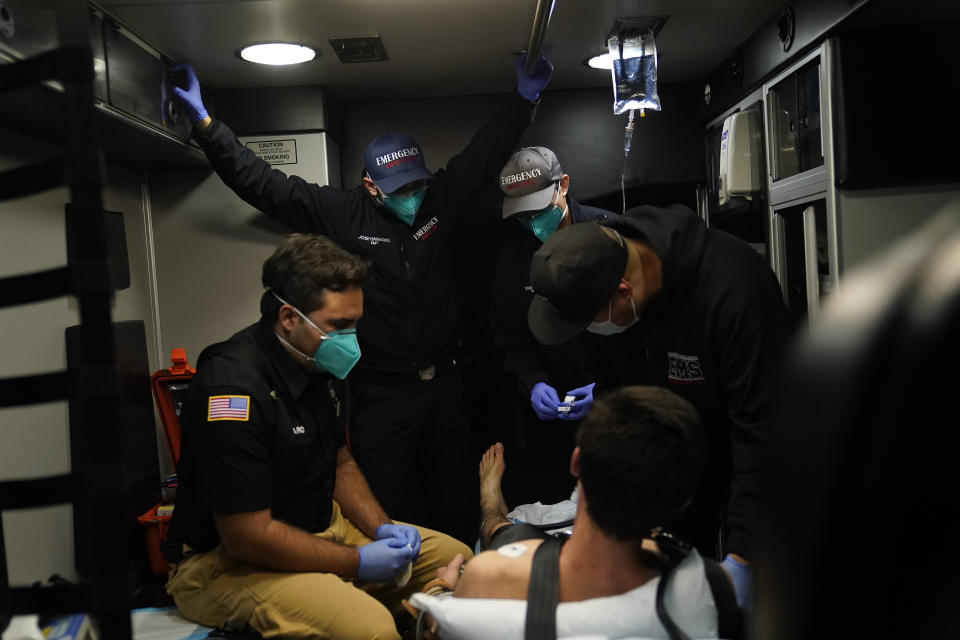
[666,352,706,385]
[207,395,250,421]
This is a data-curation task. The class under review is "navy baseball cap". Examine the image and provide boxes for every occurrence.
[527,222,628,345]
[363,131,434,194]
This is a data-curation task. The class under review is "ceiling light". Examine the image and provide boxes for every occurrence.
[238,43,316,66]
[585,52,615,70]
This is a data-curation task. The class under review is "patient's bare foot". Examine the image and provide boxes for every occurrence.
[479,442,509,518]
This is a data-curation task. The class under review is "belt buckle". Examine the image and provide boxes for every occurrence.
[418,365,436,381]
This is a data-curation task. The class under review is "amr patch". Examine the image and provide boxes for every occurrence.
[666,352,706,384]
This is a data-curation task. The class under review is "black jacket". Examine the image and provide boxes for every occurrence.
[194,94,537,375]
[491,198,615,396]
[604,205,792,557]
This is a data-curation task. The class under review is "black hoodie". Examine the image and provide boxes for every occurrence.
[604,204,792,558]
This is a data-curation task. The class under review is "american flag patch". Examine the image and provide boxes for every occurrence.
[207,395,250,422]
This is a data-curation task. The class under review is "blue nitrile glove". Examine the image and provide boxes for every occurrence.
[560,383,596,421]
[721,554,753,611]
[515,52,553,102]
[356,537,414,583]
[375,523,421,559]
[530,381,561,421]
[162,63,208,124]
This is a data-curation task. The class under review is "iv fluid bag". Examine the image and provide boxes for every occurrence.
[608,29,661,115]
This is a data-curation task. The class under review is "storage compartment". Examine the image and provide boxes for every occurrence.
[0,1,211,169]
[0,0,108,102]
[766,57,823,182]
[772,198,834,322]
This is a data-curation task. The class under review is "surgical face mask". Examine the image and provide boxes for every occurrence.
[587,297,639,335]
[380,185,426,226]
[518,186,567,243]
[272,293,361,379]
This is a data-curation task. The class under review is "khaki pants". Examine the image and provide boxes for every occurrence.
[166,502,472,639]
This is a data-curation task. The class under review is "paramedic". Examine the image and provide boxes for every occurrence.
[525,204,793,610]
[165,234,472,640]
[490,146,614,502]
[161,55,553,546]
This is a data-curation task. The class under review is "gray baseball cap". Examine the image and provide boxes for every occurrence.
[499,147,563,219]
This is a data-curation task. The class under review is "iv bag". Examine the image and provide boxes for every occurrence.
[608,29,661,115]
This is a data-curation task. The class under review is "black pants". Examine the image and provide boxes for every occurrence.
[349,370,476,546]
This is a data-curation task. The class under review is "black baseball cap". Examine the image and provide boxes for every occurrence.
[363,131,434,194]
[528,222,628,345]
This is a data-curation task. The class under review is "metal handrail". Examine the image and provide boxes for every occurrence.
[525,0,556,72]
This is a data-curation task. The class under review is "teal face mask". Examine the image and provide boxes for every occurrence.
[518,188,568,243]
[272,293,361,379]
[382,187,426,226]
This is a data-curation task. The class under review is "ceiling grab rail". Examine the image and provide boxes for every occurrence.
[524,0,556,73]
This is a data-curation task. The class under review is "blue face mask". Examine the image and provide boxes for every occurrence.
[381,187,426,226]
[517,186,567,243]
[272,293,361,379]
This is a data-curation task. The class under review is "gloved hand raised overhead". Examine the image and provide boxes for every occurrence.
[515,52,554,102]
[162,62,208,124]
[356,537,415,583]
[375,523,421,559]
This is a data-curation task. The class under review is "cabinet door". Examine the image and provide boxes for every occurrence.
[795,60,824,176]
[772,198,832,322]
[767,58,824,181]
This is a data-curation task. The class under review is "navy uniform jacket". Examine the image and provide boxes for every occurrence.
[604,204,793,558]
[490,198,615,396]
[168,317,347,553]
[194,95,537,376]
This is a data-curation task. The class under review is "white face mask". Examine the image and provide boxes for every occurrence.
[587,298,639,335]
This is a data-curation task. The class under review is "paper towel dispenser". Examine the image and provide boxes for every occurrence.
[718,109,762,205]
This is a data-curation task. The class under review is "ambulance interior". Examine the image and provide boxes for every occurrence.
[1,0,959,637]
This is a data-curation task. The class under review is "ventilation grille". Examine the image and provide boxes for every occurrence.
[328,35,388,63]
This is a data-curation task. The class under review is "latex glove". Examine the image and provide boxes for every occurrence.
[721,554,752,611]
[530,381,561,421]
[356,537,414,583]
[162,63,208,124]
[515,52,553,102]
[559,383,596,421]
[375,523,421,559]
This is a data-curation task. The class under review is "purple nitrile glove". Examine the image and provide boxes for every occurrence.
[356,537,414,583]
[530,381,561,421]
[375,523,421,559]
[162,62,208,124]
[721,554,753,612]
[559,382,596,421]
[515,52,553,102]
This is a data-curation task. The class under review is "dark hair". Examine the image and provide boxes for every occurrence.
[260,234,370,320]
[576,386,705,541]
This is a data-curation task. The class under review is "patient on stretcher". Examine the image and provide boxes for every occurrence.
[408,386,740,639]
